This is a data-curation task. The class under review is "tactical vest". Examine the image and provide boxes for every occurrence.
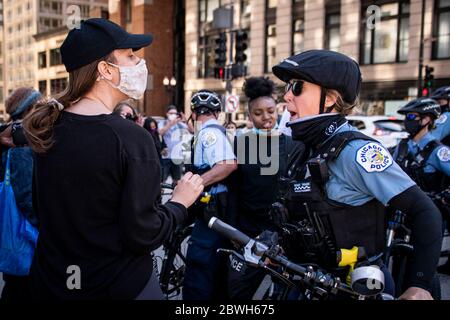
[279,131,387,268]
[395,138,447,193]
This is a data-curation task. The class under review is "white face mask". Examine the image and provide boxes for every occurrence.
[167,114,178,121]
[106,59,148,100]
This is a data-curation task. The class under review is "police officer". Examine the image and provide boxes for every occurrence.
[393,98,450,190]
[393,98,450,275]
[430,86,450,145]
[183,90,237,300]
[272,50,442,300]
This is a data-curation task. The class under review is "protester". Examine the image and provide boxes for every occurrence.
[0,88,42,301]
[22,18,203,300]
[158,105,193,183]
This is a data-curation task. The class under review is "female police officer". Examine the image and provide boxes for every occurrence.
[272,50,442,300]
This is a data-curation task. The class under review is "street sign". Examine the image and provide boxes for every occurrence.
[225,95,239,113]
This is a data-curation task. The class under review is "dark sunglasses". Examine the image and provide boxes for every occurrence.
[405,113,419,121]
[285,80,304,96]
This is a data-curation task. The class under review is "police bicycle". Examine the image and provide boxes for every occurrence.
[153,183,193,299]
[383,206,443,300]
[208,217,393,300]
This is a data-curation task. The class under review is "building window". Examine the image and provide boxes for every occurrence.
[8,27,12,34]
[240,0,251,29]
[123,0,132,23]
[361,1,410,64]
[0,86,3,104]
[433,0,450,59]
[325,0,341,52]
[292,0,305,55]
[50,48,62,66]
[80,5,89,18]
[101,9,109,19]
[50,78,67,95]
[39,80,47,95]
[199,0,220,23]
[38,51,47,69]
[17,5,22,15]
[265,0,277,73]
[198,36,217,78]
[197,1,221,78]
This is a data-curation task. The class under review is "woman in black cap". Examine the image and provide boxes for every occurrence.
[271,50,442,300]
[22,18,203,300]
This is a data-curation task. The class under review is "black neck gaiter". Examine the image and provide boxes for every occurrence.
[287,114,347,148]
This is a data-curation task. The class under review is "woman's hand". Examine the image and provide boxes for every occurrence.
[171,172,204,208]
[399,287,433,300]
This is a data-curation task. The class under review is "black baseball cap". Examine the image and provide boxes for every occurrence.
[60,18,153,72]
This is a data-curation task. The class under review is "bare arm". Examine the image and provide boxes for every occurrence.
[200,160,237,187]
[158,119,177,136]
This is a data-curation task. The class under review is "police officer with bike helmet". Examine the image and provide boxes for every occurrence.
[394,98,450,275]
[182,90,237,300]
[430,86,450,145]
[272,50,442,300]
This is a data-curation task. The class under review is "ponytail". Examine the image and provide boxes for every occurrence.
[22,99,64,153]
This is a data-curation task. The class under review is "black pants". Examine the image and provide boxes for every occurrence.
[1,274,33,301]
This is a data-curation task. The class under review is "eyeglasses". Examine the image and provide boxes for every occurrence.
[285,80,304,96]
[405,113,419,121]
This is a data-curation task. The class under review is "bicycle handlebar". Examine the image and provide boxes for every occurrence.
[208,217,252,247]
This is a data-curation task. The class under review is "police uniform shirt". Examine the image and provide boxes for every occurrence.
[193,119,236,194]
[393,132,450,176]
[431,111,450,141]
[325,123,416,206]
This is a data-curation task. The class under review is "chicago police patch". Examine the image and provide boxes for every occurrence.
[202,131,217,148]
[437,146,450,162]
[436,114,447,125]
[356,142,393,172]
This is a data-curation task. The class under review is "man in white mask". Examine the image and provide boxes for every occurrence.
[158,105,193,184]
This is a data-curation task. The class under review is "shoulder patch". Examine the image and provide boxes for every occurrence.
[356,142,393,173]
[437,146,450,162]
[436,114,447,125]
[202,131,217,148]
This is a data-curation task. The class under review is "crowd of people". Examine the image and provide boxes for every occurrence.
[0,18,449,301]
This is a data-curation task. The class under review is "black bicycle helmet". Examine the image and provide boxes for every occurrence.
[431,86,450,101]
[190,90,222,114]
[272,50,362,105]
[397,97,441,119]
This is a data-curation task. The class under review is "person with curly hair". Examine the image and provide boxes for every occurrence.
[226,77,306,300]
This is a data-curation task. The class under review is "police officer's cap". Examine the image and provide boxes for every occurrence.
[190,90,222,113]
[61,18,153,72]
[272,50,362,104]
[398,97,441,119]
[431,86,450,101]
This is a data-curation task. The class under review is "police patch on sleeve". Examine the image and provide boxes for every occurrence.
[437,146,450,162]
[202,131,217,148]
[435,114,447,125]
[356,142,393,173]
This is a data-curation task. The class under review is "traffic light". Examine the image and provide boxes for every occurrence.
[215,32,227,67]
[423,65,435,96]
[235,30,248,63]
[214,32,227,79]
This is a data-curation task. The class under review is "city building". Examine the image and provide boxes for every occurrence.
[184,0,450,119]
[109,0,185,116]
[0,0,5,121]
[2,0,108,105]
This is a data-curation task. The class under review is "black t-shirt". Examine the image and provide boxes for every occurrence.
[233,132,301,236]
[30,111,187,299]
